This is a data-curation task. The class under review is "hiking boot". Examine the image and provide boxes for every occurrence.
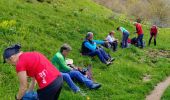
[75,89,80,93]
[108,58,115,62]
[76,90,86,96]
[106,61,112,66]
[90,83,101,90]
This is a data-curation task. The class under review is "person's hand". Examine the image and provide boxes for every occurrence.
[70,68,74,71]
[115,39,118,41]
[104,41,109,44]
[15,95,21,100]
[73,67,78,70]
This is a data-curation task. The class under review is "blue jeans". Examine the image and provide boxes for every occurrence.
[122,31,129,48]
[62,73,80,92]
[87,48,110,64]
[67,70,94,88]
[137,34,144,48]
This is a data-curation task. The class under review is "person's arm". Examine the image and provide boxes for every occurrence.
[136,25,140,33]
[16,71,27,100]
[134,25,138,33]
[156,27,158,37]
[156,27,158,34]
[84,41,96,51]
[57,56,72,72]
[27,78,36,92]
[93,40,104,44]
[120,27,124,33]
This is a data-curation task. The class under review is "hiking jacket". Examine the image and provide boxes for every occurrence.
[51,52,71,72]
[135,23,143,35]
[150,25,158,34]
[81,40,104,54]
[120,27,129,34]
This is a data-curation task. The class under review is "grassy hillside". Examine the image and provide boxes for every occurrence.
[0,0,170,100]
[162,86,170,100]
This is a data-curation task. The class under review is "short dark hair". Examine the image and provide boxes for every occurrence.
[109,31,114,35]
[60,44,72,52]
[117,27,120,31]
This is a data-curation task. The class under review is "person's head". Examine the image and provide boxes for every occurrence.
[3,44,22,65]
[60,44,72,57]
[86,32,93,40]
[136,18,141,23]
[152,25,156,28]
[133,22,137,26]
[109,31,115,36]
[117,27,120,31]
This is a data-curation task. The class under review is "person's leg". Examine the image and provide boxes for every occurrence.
[68,70,94,88]
[140,34,144,48]
[109,42,114,51]
[124,34,129,48]
[37,76,63,100]
[136,35,140,47]
[114,41,118,50]
[148,34,153,46]
[54,86,62,100]
[62,73,80,92]
[98,48,110,60]
[154,33,157,46]
[112,42,117,51]
[137,34,143,48]
[88,50,107,64]
[122,34,126,48]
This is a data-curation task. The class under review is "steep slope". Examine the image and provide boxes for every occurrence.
[0,0,169,100]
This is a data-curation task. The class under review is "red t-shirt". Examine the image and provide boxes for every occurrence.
[136,23,143,35]
[16,52,61,89]
[150,26,157,34]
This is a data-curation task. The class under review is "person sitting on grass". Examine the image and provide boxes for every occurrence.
[3,44,63,100]
[117,27,130,48]
[148,25,158,46]
[81,32,115,66]
[105,31,118,51]
[51,44,101,93]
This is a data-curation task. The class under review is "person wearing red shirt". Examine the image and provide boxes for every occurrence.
[148,25,158,46]
[134,22,144,48]
[3,44,63,100]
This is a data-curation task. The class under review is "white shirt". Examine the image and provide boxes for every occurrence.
[106,35,116,42]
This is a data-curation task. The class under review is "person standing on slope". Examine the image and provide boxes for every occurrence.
[117,27,130,48]
[148,25,158,46]
[134,22,144,48]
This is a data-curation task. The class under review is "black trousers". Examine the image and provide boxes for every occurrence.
[109,41,117,51]
[37,75,63,100]
[148,33,157,46]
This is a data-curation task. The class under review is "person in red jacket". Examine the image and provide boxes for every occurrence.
[148,25,158,46]
[134,22,144,48]
[3,44,63,100]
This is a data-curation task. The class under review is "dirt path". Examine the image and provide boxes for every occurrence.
[146,76,170,100]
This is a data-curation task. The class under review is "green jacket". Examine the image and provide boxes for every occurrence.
[51,52,71,72]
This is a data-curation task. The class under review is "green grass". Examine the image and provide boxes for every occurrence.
[162,86,170,100]
[0,0,170,100]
